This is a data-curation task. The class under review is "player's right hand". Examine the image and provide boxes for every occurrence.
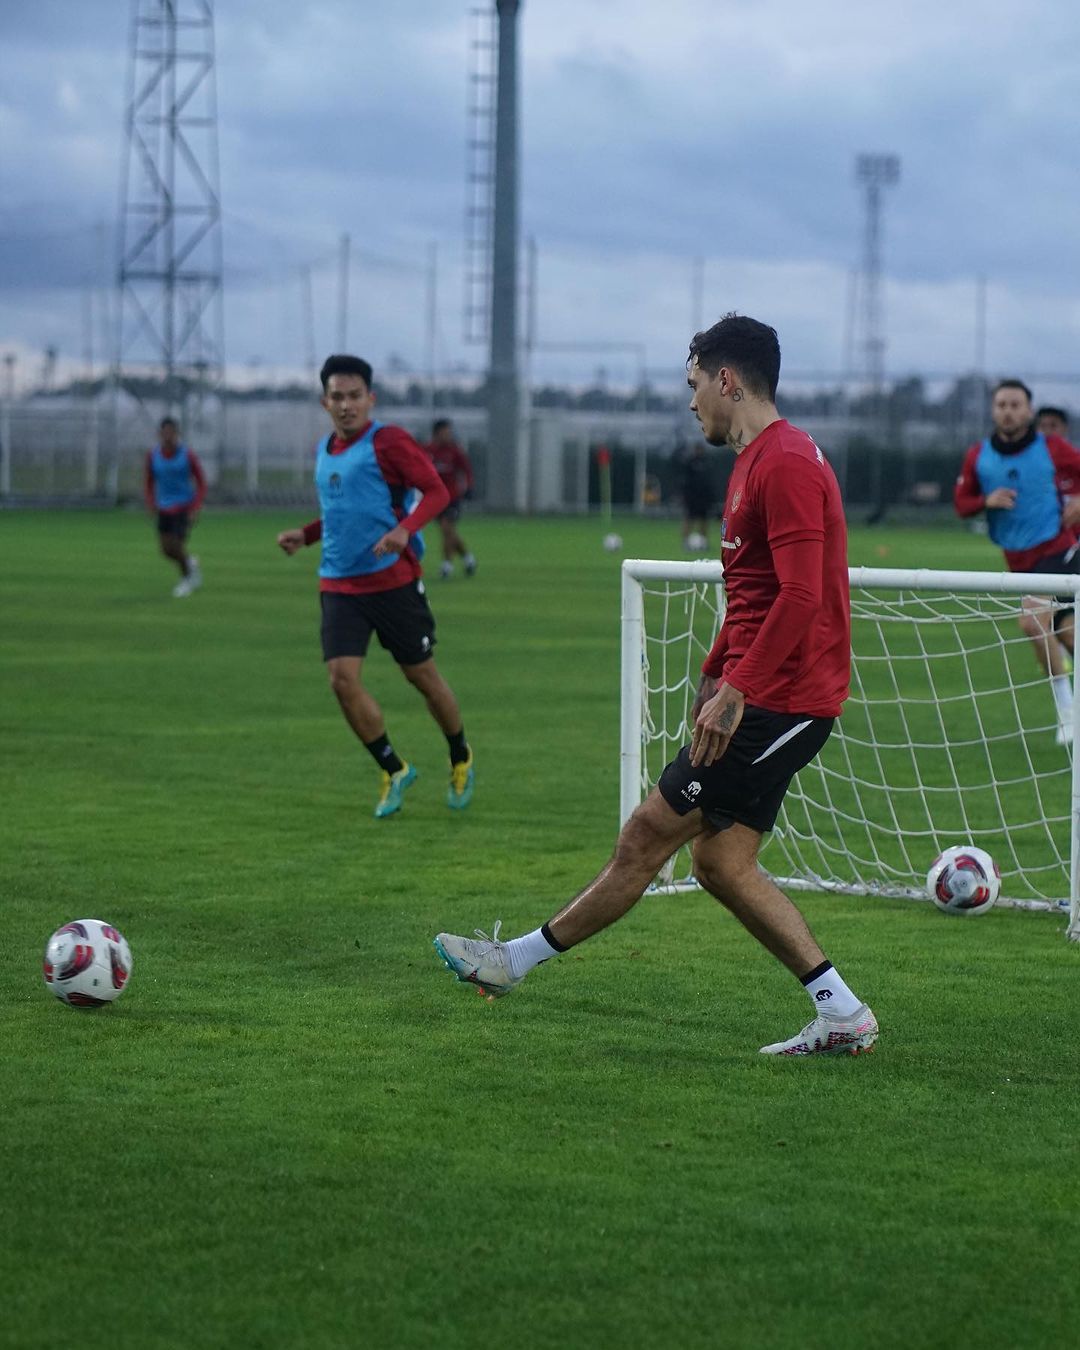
[277,529,305,555]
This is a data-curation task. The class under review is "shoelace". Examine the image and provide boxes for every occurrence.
[470,920,503,953]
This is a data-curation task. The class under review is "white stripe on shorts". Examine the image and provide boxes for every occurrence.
[750,718,814,766]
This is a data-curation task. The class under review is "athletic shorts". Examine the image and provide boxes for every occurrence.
[658,705,835,834]
[438,499,463,524]
[157,510,191,539]
[1020,546,1080,629]
[320,581,436,666]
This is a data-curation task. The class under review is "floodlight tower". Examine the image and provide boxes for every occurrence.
[486,0,523,512]
[855,154,900,404]
[855,153,900,511]
[113,0,224,482]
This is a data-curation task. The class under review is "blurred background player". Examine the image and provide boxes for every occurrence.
[955,380,1080,743]
[424,418,477,579]
[277,356,474,817]
[144,416,205,598]
[677,440,716,550]
[1036,406,1073,443]
[435,314,878,1058]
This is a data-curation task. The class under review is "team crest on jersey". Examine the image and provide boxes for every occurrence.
[730,490,741,513]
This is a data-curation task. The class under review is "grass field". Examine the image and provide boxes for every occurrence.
[2,511,1079,1350]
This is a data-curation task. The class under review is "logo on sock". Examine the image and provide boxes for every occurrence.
[814,989,833,1001]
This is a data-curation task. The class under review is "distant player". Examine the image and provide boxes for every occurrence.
[1036,406,1072,442]
[955,380,1080,743]
[277,356,474,818]
[434,314,878,1058]
[144,416,205,598]
[677,441,716,550]
[425,419,477,579]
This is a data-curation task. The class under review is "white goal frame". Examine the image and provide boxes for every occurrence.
[620,560,1080,940]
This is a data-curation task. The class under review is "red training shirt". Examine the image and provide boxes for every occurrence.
[426,438,474,502]
[301,422,450,594]
[702,419,850,718]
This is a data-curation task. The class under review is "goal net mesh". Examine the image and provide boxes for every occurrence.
[624,563,1078,917]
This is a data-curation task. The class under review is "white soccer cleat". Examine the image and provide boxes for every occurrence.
[433,921,522,1001]
[759,1004,879,1057]
[172,577,193,598]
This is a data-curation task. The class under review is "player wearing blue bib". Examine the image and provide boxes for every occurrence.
[143,417,206,598]
[276,355,474,819]
[955,379,1080,744]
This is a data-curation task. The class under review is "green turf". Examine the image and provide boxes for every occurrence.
[2,512,1078,1350]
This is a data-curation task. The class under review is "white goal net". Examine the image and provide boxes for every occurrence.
[621,561,1080,938]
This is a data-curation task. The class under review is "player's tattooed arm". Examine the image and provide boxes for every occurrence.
[690,674,718,724]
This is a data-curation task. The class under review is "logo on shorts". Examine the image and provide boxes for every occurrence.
[681,780,702,802]
[421,636,430,651]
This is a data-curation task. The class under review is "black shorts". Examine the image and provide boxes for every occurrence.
[320,582,436,666]
[438,500,463,524]
[658,706,834,834]
[157,510,191,539]
[1021,547,1080,630]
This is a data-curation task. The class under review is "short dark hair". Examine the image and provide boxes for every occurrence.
[319,354,373,391]
[688,313,781,400]
[432,418,452,435]
[159,416,178,430]
[1037,405,1069,426]
[993,378,1033,403]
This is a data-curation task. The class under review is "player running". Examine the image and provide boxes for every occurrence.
[145,416,206,598]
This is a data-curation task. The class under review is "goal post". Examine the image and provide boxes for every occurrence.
[620,559,1080,940]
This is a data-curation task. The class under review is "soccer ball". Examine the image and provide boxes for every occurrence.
[43,918,133,1007]
[686,531,708,552]
[602,533,623,551]
[926,845,1000,916]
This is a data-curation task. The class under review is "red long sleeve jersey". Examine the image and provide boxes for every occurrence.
[703,420,850,718]
[425,439,474,501]
[301,422,449,594]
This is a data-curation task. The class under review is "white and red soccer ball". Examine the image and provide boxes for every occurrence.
[43,919,133,1006]
[927,845,1001,916]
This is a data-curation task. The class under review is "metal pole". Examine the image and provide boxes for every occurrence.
[425,241,438,412]
[486,0,522,511]
[338,232,350,351]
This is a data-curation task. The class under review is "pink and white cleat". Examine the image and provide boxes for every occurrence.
[760,1004,879,1056]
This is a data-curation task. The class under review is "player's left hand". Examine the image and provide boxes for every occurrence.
[690,681,745,767]
[372,524,410,557]
[1062,496,1080,529]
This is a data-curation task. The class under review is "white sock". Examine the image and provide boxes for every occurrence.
[801,962,862,1018]
[504,926,562,980]
[1052,674,1073,719]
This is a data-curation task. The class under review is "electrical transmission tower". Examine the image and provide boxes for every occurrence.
[114,0,224,485]
[854,153,900,515]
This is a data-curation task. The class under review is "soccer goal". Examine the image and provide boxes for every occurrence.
[620,560,1080,939]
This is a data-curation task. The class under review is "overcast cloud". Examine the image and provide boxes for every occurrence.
[1,0,1078,394]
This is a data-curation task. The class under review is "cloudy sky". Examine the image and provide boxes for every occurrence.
[2,0,1078,396]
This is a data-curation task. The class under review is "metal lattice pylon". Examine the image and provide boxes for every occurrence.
[112,0,224,488]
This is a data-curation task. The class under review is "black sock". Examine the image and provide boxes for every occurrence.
[364,734,404,775]
[446,728,469,765]
[540,921,569,953]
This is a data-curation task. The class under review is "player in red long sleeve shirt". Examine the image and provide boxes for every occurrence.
[277,355,474,818]
[434,315,877,1059]
[425,418,478,579]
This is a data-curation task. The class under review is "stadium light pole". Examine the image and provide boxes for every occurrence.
[855,153,900,517]
[487,0,523,512]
